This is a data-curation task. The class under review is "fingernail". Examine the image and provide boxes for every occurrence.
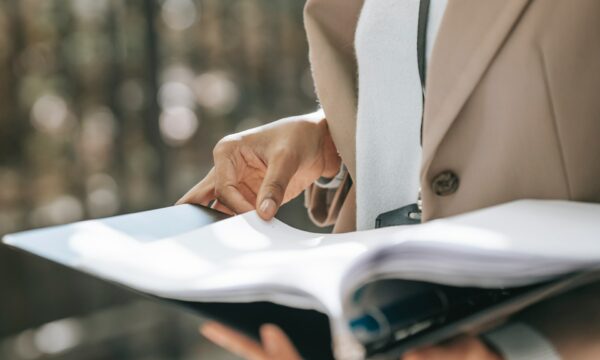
[259,198,276,218]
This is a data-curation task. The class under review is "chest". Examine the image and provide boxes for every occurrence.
[355,0,420,66]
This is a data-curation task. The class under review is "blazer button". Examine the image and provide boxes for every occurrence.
[431,170,459,196]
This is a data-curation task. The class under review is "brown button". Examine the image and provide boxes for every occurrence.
[431,170,459,196]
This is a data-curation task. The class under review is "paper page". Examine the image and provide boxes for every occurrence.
[341,200,600,299]
[6,199,600,321]
[3,205,386,318]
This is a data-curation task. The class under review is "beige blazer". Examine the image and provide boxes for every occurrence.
[304,0,600,358]
[305,0,600,228]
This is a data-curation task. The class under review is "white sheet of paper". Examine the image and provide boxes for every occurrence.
[3,205,389,317]
[340,200,600,298]
[4,200,600,319]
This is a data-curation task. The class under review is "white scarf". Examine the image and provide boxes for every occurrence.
[354,0,447,230]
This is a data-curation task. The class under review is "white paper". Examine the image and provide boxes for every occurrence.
[3,205,387,317]
[4,200,600,320]
[340,200,600,299]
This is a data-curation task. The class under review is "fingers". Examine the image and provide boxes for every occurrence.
[210,200,235,216]
[403,336,501,360]
[238,182,258,206]
[200,322,267,360]
[181,138,300,218]
[261,324,302,360]
[211,181,256,215]
[176,168,216,205]
[403,346,448,360]
[177,164,256,216]
[256,153,299,220]
[213,153,255,214]
[200,322,303,360]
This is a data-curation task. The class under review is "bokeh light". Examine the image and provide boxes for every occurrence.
[30,94,71,134]
[86,173,120,217]
[33,318,83,355]
[193,71,239,115]
[31,195,84,227]
[159,106,199,146]
[70,0,109,23]
[161,0,198,31]
[158,81,196,110]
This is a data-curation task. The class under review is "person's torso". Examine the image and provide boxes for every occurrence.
[304,0,600,229]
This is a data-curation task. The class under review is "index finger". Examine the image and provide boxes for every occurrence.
[176,167,216,205]
[213,156,255,214]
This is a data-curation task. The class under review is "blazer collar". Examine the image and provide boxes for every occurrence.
[421,0,532,176]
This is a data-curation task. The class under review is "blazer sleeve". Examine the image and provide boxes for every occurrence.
[303,0,363,181]
[302,0,363,233]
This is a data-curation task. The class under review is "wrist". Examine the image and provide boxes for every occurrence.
[319,120,341,177]
[279,109,340,177]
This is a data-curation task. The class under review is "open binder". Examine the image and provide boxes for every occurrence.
[4,200,600,359]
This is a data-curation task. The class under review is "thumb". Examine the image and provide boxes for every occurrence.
[257,154,297,220]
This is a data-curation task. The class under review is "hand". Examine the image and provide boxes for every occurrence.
[403,336,503,360]
[177,110,341,220]
[200,321,302,360]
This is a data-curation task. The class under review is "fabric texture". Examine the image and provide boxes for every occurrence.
[354,0,448,230]
[354,0,422,230]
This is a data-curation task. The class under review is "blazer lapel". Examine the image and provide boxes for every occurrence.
[421,0,532,175]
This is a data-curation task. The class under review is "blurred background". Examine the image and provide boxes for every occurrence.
[0,0,325,358]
